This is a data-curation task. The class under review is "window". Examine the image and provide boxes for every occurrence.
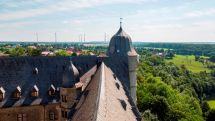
[14,86,21,99]
[31,85,39,97]
[0,93,3,101]
[17,113,27,121]
[61,110,68,118]
[49,112,55,120]
[61,95,67,102]
[48,84,56,96]
[49,111,58,121]
[48,90,53,96]
[33,67,38,74]
[14,91,21,99]
[31,91,38,97]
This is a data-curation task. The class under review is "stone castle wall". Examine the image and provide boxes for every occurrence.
[0,103,60,121]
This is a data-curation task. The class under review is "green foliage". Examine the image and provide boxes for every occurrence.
[71,52,77,56]
[10,47,25,56]
[137,53,203,121]
[142,110,159,121]
[5,47,41,56]
[205,109,215,121]
[209,56,215,63]
[26,48,41,56]
[54,50,70,56]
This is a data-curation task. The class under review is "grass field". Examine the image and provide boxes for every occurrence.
[166,55,211,73]
[207,100,215,109]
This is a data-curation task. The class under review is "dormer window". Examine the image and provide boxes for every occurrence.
[0,87,6,101]
[33,67,38,74]
[48,84,56,96]
[14,86,21,99]
[31,85,39,97]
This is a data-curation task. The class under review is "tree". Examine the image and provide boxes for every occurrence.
[206,109,215,121]
[201,101,210,116]
[71,52,77,56]
[209,56,215,62]
[10,47,25,56]
[195,56,200,61]
[27,48,41,56]
[211,69,215,77]
[55,50,70,56]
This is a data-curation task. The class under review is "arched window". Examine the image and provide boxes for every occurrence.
[0,87,5,101]
[14,86,21,99]
[31,85,39,97]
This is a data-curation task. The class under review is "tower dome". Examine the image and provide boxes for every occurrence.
[107,21,137,56]
[62,61,79,88]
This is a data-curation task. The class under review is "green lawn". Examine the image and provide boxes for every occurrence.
[207,100,215,109]
[166,55,211,73]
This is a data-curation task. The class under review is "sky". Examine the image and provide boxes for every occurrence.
[0,0,215,42]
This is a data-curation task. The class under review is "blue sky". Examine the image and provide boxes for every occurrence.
[0,0,215,42]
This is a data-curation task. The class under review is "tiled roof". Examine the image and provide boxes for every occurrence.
[71,63,102,121]
[71,63,141,121]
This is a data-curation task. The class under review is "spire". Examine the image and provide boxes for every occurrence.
[120,18,123,28]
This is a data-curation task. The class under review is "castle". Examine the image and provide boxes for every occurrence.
[0,23,141,121]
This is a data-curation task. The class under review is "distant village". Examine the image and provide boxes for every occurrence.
[0,42,107,57]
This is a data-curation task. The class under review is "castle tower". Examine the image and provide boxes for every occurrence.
[107,19,139,102]
[60,61,80,120]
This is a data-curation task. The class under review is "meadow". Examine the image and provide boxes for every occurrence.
[166,55,211,73]
[207,100,215,109]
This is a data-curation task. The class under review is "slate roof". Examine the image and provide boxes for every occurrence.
[0,56,98,108]
[71,63,141,121]
[0,56,132,111]
[107,27,137,56]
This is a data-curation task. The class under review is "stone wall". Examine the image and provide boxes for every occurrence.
[0,103,60,121]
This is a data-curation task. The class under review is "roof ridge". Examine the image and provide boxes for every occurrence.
[95,62,107,121]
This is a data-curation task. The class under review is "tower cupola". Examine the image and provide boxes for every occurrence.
[107,18,137,56]
[62,62,79,88]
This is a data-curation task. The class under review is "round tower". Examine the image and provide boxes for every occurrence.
[107,19,139,102]
[60,61,80,120]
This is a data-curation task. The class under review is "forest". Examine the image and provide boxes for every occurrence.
[137,49,215,121]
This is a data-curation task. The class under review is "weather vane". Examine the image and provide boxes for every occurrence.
[120,18,123,27]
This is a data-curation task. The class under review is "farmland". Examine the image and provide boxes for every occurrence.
[166,55,211,73]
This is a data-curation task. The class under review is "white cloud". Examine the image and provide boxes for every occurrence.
[0,0,157,21]
[185,8,215,17]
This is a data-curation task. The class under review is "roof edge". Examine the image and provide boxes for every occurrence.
[93,62,105,121]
